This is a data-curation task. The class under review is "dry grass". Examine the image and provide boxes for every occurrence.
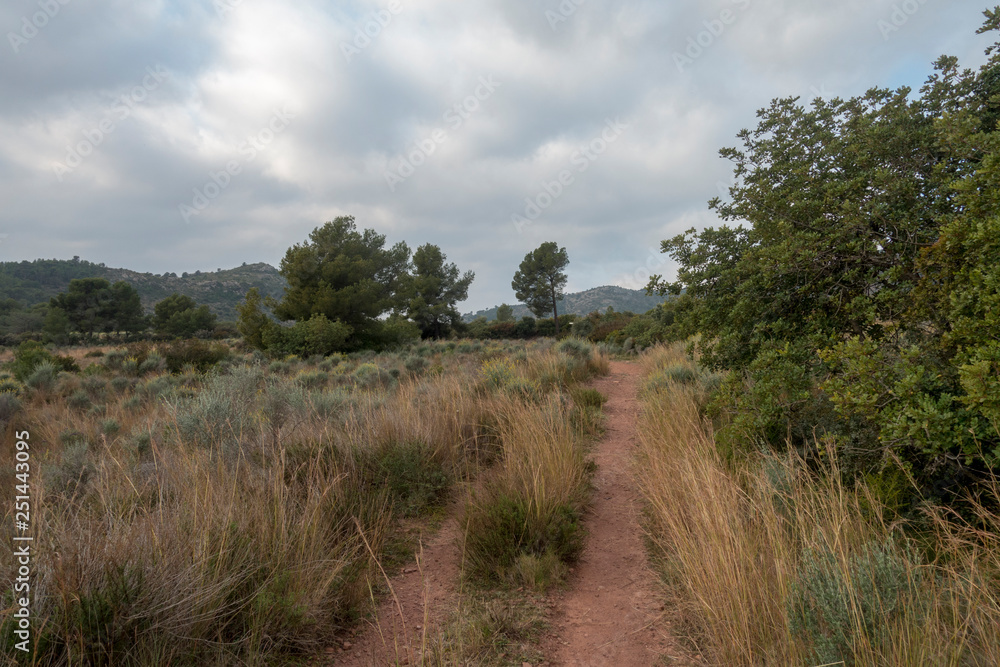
[0,339,567,665]
[0,337,610,665]
[636,342,1000,666]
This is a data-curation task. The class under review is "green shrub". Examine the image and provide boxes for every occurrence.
[8,340,79,381]
[81,375,108,398]
[44,440,94,501]
[352,362,393,388]
[570,387,606,409]
[138,352,166,375]
[295,370,328,389]
[0,374,24,396]
[558,338,592,360]
[0,392,23,425]
[308,389,347,418]
[100,418,121,436]
[25,361,59,393]
[481,358,516,391]
[463,492,584,586]
[67,389,92,411]
[162,339,231,373]
[404,355,427,375]
[358,441,450,518]
[788,538,916,665]
[110,376,132,393]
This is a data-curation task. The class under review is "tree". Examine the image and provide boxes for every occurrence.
[50,278,146,338]
[153,293,217,338]
[236,288,271,350]
[646,9,1000,499]
[496,303,514,322]
[273,217,409,349]
[512,242,569,335]
[398,244,474,339]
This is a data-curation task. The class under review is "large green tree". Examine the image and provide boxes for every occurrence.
[50,278,146,338]
[152,293,217,338]
[398,244,474,339]
[272,216,410,349]
[512,242,569,335]
[648,8,1000,497]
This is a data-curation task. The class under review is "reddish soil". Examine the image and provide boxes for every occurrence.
[542,361,696,666]
[328,360,697,666]
[329,513,463,666]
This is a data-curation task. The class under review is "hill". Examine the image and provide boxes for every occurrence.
[0,258,286,321]
[463,285,667,322]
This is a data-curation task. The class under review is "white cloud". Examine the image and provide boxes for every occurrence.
[0,0,993,311]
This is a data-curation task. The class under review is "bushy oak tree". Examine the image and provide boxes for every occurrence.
[648,8,1000,500]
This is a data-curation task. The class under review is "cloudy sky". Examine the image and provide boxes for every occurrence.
[0,0,992,312]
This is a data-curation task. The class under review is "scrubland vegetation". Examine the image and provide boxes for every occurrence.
[0,336,607,665]
[638,343,1000,665]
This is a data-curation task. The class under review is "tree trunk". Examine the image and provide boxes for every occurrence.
[551,281,559,336]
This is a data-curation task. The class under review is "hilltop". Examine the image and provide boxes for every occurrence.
[463,285,666,322]
[0,258,286,321]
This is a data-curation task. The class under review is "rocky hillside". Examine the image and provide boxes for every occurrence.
[463,285,667,322]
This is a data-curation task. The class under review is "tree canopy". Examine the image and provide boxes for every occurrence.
[153,293,217,338]
[49,278,146,338]
[273,216,411,348]
[512,242,569,335]
[398,244,474,339]
[648,9,1000,501]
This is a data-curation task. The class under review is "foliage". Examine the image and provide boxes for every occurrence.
[50,277,147,338]
[6,340,79,381]
[511,242,569,334]
[496,303,514,322]
[788,539,916,665]
[398,243,474,339]
[647,12,1000,498]
[153,293,217,337]
[272,216,409,349]
[161,339,231,373]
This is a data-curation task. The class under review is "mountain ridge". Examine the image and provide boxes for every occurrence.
[462,285,666,322]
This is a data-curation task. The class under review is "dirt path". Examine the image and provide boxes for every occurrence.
[543,361,695,666]
[331,512,463,666]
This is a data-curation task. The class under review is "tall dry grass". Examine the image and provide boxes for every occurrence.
[637,343,1000,666]
[0,340,550,666]
[461,339,608,590]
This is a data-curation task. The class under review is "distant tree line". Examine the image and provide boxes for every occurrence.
[0,276,223,346]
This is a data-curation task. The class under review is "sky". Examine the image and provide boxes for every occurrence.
[0,0,993,312]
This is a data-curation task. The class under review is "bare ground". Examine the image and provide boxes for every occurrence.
[541,361,696,666]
